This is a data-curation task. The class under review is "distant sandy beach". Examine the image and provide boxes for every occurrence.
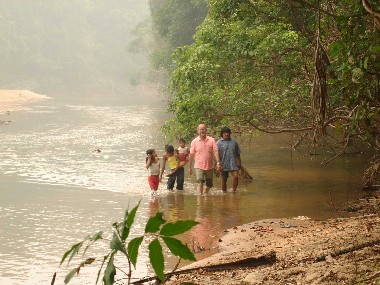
[0,90,51,114]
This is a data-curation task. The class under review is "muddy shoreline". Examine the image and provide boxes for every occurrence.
[165,191,380,285]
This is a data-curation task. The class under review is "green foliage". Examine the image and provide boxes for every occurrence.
[145,212,166,233]
[149,238,165,281]
[148,0,208,71]
[103,252,116,285]
[0,0,151,95]
[60,201,198,284]
[163,0,380,175]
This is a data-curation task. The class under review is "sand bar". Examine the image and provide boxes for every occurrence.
[0,89,51,114]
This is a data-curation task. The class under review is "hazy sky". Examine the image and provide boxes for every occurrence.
[0,0,154,99]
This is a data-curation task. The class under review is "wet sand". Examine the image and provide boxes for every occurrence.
[166,193,380,285]
[0,90,51,114]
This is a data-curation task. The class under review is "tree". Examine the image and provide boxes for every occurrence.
[163,0,380,187]
[0,0,151,96]
[148,0,208,71]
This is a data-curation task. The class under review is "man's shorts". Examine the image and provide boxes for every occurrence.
[148,175,159,190]
[194,168,213,188]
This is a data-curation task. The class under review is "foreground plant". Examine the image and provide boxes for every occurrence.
[60,201,198,284]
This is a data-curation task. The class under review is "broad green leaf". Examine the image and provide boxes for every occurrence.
[363,57,369,70]
[352,68,363,84]
[121,227,131,243]
[103,252,116,285]
[328,42,342,57]
[369,45,380,53]
[64,268,77,284]
[83,231,103,256]
[145,212,165,233]
[88,231,103,241]
[162,236,196,261]
[60,242,83,265]
[159,220,199,236]
[125,201,140,228]
[149,239,165,282]
[96,253,112,285]
[127,236,144,268]
[110,232,126,255]
[122,201,140,241]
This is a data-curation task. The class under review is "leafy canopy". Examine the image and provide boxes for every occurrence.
[163,0,380,184]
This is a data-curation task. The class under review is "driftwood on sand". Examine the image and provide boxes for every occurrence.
[315,238,380,262]
[131,251,276,284]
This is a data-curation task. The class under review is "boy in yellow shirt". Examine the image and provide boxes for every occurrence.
[160,145,185,191]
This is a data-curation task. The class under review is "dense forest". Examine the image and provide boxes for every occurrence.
[1,1,379,185]
[150,0,380,187]
[0,0,151,97]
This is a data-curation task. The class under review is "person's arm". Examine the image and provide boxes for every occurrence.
[145,155,152,169]
[188,153,194,174]
[188,142,195,174]
[213,141,222,171]
[214,150,222,171]
[159,155,167,181]
[236,154,242,169]
[236,141,242,169]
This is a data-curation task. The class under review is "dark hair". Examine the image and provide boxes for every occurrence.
[165,144,174,153]
[220,127,231,137]
[146,148,154,162]
[179,138,186,143]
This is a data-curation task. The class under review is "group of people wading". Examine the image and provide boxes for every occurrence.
[145,124,242,196]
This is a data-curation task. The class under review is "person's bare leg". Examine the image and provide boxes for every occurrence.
[231,171,239,192]
[197,183,204,195]
[204,186,210,194]
[221,176,228,192]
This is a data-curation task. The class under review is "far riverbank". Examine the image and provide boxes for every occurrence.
[0,89,51,114]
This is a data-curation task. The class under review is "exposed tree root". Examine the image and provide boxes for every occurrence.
[315,238,380,262]
[131,251,276,284]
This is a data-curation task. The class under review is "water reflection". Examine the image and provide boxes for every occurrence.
[0,100,371,284]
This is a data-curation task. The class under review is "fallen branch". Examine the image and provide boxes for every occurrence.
[361,270,380,282]
[239,166,253,180]
[131,251,276,284]
[315,238,380,262]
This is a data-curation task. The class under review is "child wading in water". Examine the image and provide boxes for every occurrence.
[176,138,189,165]
[160,145,185,191]
[146,149,160,196]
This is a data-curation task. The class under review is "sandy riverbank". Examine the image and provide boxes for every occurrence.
[164,192,380,285]
[0,89,51,115]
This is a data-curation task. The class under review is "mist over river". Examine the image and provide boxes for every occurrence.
[0,98,370,284]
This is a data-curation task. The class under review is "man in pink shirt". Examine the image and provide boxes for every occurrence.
[189,124,222,195]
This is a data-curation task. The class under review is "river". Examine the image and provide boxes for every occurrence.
[0,97,370,284]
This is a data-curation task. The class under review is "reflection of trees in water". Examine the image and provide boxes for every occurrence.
[189,194,241,252]
[147,193,243,255]
[148,193,186,222]
[189,195,215,252]
[165,193,185,222]
[148,196,161,217]
[218,194,241,230]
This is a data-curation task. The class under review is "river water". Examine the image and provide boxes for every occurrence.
[0,97,370,284]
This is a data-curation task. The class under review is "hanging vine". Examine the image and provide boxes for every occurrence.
[311,0,330,146]
[362,0,380,30]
